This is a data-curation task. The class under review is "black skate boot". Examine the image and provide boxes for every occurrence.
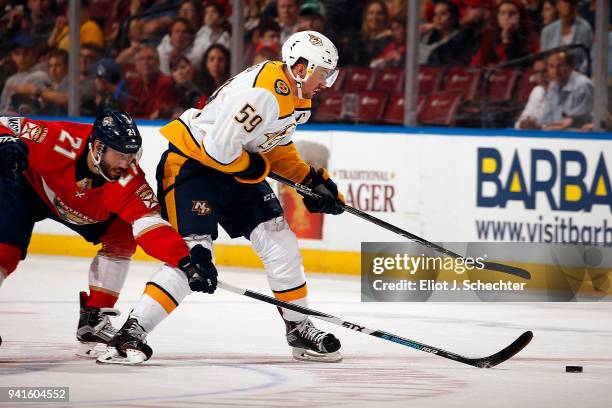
[76,291,120,357]
[285,318,342,362]
[97,318,152,365]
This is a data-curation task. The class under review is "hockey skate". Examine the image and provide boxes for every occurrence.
[285,318,342,363]
[76,292,120,358]
[97,318,152,365]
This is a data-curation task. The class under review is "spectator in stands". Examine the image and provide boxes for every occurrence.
[157,17,196,75]
[514,58,549,129]
[252,46,279,64]
[457,0,491,59]
[540,0,592,74]
[470,0,539,67]
[540,0,558,28]
[419,0,474,66]
[93,58,129,113]
[296,0,326,34]
[169,55,199,116]
[115,19,144,66]
[80,43,102,116]
[192,2,230,69]
[47,0,104,51]
[0,35,49,114]
[540,51,593,130]
[137,0,181,41]
[341,0,393,66]
[371,12,406,68]
[177,0,202,32]
[197,44,230,98]
[124,45,176,119]
[245,19,281,66]
[20,0,58,48]
[37,48,69,115]
[276,0,300,43]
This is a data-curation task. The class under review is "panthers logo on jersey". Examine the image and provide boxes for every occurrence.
[274,79,290,96]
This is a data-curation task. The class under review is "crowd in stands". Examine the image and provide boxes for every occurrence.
[0,0,609,130]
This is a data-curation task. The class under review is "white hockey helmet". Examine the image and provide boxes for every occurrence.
[282,30,339,92]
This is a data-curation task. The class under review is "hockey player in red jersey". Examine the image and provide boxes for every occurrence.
[0,111,217,360]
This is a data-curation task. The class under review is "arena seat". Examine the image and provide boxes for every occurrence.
[372,67,405,94]
[418,92,463,126]
[418,66,444,95]
[344,67,375,93]
[353,91,388,123]
[440,67,481,102]
[313,91,345,122]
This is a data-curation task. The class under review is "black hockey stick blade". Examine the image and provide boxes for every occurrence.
[461,330,533,368]
[218,281,533,368]
[268,172,531,280]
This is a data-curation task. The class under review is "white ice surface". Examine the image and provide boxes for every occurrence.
[1,255,611,407]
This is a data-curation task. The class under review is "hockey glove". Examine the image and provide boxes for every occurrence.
[0,135,28,179]
[178,244,218,294]
[233,151,270,184]
[300,167,345,215]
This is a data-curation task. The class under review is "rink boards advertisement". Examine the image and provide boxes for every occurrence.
[30,124,612,297]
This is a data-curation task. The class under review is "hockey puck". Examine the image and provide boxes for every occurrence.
[566,365,583,373]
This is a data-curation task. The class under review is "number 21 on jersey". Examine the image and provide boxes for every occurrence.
[53,130,82,160]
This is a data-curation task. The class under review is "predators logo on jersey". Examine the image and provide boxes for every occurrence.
[258,123,295,152]
[192,201,212,215]
[274,79,290,96]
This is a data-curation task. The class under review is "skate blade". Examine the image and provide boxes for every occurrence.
[292,347,343,363]
[76,342,109,358]
[96,347,147,365]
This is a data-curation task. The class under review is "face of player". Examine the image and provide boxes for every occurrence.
[99,145,137,180]
[300,66,335,99]
[497,3,520,33]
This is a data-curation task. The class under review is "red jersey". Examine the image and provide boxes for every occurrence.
[0,116,189,266]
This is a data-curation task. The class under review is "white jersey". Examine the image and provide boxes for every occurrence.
[159,60,312,183]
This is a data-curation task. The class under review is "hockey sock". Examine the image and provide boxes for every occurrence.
[130,264,191,332]
[0,243,21,286]
[87,254,130,308]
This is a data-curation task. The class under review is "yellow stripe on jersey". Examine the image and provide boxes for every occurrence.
[160,152,188,229]
[253,61,297,119]
[263,142,310,183]
[144,282,178,314]
[273,283,308,302]
[159,119,251,174]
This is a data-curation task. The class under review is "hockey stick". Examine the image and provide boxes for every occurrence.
[218,280,533,368]
[268,172,531,280]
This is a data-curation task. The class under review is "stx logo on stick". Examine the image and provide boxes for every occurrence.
[342,322,365,332]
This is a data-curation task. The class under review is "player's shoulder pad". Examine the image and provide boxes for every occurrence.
[253,61,295,119]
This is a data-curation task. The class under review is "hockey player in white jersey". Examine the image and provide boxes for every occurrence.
[99,31,346,365]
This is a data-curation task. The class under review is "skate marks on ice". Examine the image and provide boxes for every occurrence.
[0,353,464,407]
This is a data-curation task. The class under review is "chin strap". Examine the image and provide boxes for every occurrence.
[89,142,114,182]
[285,63,309,99]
